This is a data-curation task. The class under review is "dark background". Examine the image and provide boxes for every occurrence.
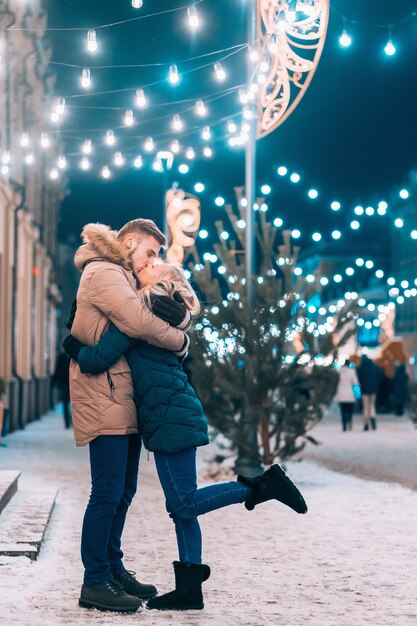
[45,0,417,253]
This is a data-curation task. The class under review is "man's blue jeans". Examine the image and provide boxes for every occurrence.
[154,447,250,565]
[81,434,141,585]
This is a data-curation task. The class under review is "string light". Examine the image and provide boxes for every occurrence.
[201,125,211,141]
[144,137,154,152]
[24,154,34,165]
[178,163,189,174]
[87,29,97,53]
[40,133,50,149]
[80,157,90,170]
[171,114,184,131]
[135,88,147,108]
[290,173,300,183]
[113,151,124,167]
[203,146,213,158]
[104,129,116,146]
[195,99,207,117]
[185,147,195,160]
[170,139,180,154]
[168,64,180,85]
[215,196,225,207]
[123,109,135,126]
[399,188,409,199]
[339,31,352,47]
[214,62,226,81]
[82,139,92,154]
[132,0,143,8]
[20,132,29,147]
[187,5,199,29]
[1,150,11,165]
[50,168,59,180]
[227,120,237,133]
[194,182,205,193]
[308,189,319,199]
[81,68,91,88]
[101,166,111,179]
[384,39,396,56]
[133,155,143,168]
[57,155,67,169]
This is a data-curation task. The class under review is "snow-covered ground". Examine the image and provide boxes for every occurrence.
[1,409,417,625]
[301,404,417,491]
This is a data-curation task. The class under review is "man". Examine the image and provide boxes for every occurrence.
[66,219,189,613]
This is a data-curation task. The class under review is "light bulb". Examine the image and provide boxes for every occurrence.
[132,0,143,7]
[203,146,213,158]
[239,89,248,104]
[51,112,60,123]
[57,156,67,169]
[248,45,259,62]
[124,109,134,126]
[87,29,97,53]
[82,140,92,154]
[187,5,199,29]
[81,68,91,88]
[20,132,30,147]
[201,126,211,141]
[171,114,184,131]
[243,106,253,120]
[135,88,147,108]
[1,165,9,176]
[40,133,50,149]
[269,34,277,53]
[178,163,189,174]
[1,150,10,165]
[101,166,111,179]
[144,137,154,152]
[195,99,207,116]
[55,97,66,115]
[214,62,226,81]
[227,120,237,133]
[384,40,396,56]
[25,154,34,165]
[105,130,116,146]
[80,157,90,171]
[168,64,180,85]
[133,155,143,168]
[113,151,124,167]
[170,139,180,154]
[185,147,195,160]
[339,31,352,47]
[50,168,59,180]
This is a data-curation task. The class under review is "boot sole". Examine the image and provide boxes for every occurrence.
[147,603,204,611]
[272,464,308,514]
[79,599,141,613]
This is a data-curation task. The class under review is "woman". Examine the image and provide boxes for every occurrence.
[64,260,307,611]
[335,360,359,431]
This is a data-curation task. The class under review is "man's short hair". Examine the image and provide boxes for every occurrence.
[117,218,166,247]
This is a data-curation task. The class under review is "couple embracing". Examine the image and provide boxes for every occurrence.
[63,217,307,614]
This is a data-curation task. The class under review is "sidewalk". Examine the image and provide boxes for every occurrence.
[301,406,417,491]
[1,410,417,625]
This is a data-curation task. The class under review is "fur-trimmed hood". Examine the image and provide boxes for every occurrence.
[74,223,132,271]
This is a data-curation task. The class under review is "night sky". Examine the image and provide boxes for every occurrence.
[45,0,417,258]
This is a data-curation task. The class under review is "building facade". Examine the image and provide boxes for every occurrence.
[0,0,65,432]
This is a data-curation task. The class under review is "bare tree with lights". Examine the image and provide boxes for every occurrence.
[185,188,357,466]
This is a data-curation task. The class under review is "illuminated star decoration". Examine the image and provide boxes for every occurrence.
[256,0,329,138]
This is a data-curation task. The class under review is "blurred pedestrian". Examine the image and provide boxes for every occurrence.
[336,360,359,431]
[52,352,71,429]
[357,355,381,430]
[392,363,409,416]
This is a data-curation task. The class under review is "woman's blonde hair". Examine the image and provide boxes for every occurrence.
[139,262,201,316]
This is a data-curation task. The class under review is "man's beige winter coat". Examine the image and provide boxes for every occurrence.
[70,223,186,447]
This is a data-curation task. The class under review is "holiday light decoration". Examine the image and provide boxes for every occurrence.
[87,29,98,53]
[135,88,147,108]
[256,0,329,138]
[166,189,201,264]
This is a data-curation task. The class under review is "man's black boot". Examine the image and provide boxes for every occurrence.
[370,417,377,430]
[147,561,211,611]
[238,463,308,514]
[79,579,142,612]
[114,569,157,599]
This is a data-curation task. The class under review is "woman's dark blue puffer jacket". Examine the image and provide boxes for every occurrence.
[76,323,209,454]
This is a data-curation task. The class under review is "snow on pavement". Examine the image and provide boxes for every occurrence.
[300,405,417,491]
[0,410,416,626]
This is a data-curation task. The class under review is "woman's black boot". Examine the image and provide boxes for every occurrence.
[147,561,211,611]
[238,463,308,514]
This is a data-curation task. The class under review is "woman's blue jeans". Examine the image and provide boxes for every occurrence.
[81,434,141,584]
[154,447,250,565]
